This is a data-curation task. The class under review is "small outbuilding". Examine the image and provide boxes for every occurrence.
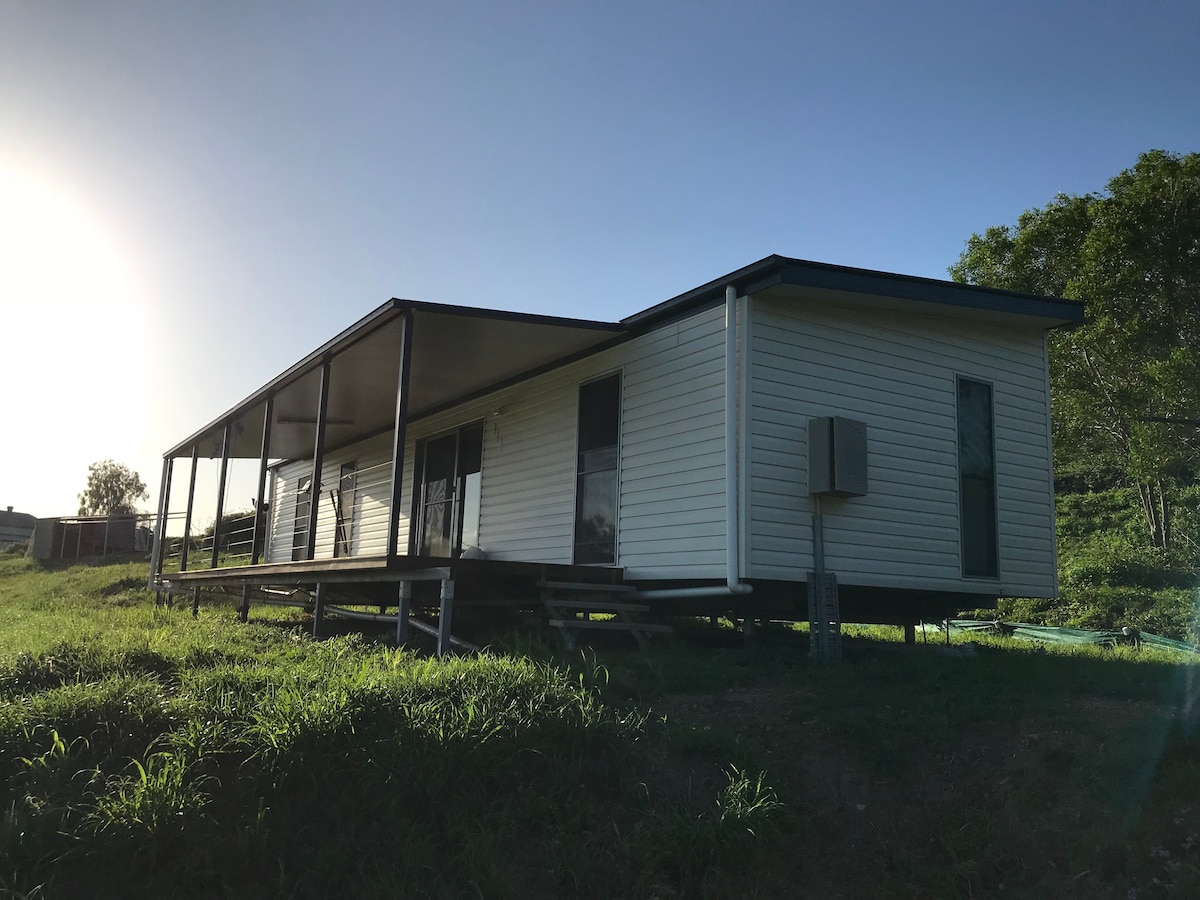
[0,506,36,548]
[27,515,153,560]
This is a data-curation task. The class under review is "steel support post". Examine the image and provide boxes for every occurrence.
[437,578,455,657]
[149,457,172,590]
[239,585,251,623]
[180,445,199,572]
[191,586,201,618]
[211,422,232,570]
[306,360,332,561]
[312,583,328,638]
[396,581,412,644]
[387,309,414,559]
[250,396,274,565]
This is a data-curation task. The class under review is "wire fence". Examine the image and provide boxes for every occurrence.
[37,514,158,560]
[19,461,412,572]
[151,459,401,572]
[266,459,395,563]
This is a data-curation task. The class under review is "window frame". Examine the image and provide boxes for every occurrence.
[956,375,1000,580]
[572,371,622,566]
[412,421,485,559]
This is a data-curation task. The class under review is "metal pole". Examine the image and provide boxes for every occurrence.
[437,578,455,657]
[250,396,274,565]
[149,457,172,589]
[211,422,232,569]
[306,359,332,561]
[312,582,327,638]
[180,445,199,572]
[396,581,412,644]
[810,495,825,658]
[239,584,251,623]
[387,309,414,559]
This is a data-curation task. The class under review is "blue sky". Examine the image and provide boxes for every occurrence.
[1,0,1197,517]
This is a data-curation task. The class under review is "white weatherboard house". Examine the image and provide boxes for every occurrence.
[150,256,1084,645]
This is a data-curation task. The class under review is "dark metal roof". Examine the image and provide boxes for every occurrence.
[164,256,1084,460]
[166,301,624,459]
[623,254,1086,330]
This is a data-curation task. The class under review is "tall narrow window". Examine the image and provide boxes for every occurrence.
[574,373,620,564]
[291,476,311,562]
[958,378,998,578]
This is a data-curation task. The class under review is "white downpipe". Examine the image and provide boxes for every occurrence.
[632,584,750,600]
[738,292,752,574]
[724,284,752,595]
[632,285,751,602]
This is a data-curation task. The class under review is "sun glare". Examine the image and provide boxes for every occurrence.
[0,164,151,514]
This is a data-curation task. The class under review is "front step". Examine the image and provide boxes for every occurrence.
[536,580,636,594]
[539,580,672,651]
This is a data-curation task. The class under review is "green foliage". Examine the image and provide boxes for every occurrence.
[951,150,1200,548]
[77,459,149,516]
[993,485,1200,642]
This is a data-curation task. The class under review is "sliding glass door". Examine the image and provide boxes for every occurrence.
[415,423,483,558]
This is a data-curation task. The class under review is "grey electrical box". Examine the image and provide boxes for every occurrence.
[808,416,868,497]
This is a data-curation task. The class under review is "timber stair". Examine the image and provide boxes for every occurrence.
[537,579,673,651]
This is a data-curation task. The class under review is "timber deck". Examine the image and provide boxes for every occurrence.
[159,556,625,608]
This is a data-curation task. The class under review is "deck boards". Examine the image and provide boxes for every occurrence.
[159,555,625,606]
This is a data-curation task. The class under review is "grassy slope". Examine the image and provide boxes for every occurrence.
[0,554,1198,898]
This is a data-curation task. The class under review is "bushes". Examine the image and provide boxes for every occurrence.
[1027,486,1200,642]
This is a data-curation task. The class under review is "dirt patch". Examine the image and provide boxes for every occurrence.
[645,677,1197,898]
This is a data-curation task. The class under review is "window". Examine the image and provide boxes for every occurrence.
[291,476,311,561]
[574,373,620,564]
[957,378,998,578]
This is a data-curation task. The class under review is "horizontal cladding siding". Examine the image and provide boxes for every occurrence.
[264,433,401,563]
[619,304,727,579]
[748,296,1056,597]
[256,304,729,575]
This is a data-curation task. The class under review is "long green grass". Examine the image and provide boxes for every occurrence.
[0,554,791,898]
[2,552,1199,897]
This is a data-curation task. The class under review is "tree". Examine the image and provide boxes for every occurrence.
[77,460,149,516]
[950,150,1200,549]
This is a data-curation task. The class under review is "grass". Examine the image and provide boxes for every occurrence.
[1,551,1199,897]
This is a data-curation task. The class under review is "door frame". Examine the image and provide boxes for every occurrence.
[409,421,484,558]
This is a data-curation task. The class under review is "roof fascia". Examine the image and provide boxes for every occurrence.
[622,255,1085,330]
[773,259,1086,322]
[622,255,785,330]
[401,298,623,333]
